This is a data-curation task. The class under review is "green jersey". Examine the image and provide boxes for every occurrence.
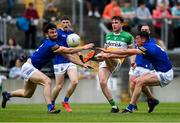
[105,31,134,49]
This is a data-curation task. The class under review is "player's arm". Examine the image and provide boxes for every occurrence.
[128,45,136,68]
[101,53,127,59]
[53,43,94,54]
[97,47,144,56]
[63,54,93,69]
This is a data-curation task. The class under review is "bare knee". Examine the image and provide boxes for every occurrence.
[99,79,107,89]
[134,79,144,87]
[24,91,34,98]
[71,80,78,87]
[44,78,51,86]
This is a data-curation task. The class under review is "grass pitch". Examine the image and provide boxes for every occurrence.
[0,103,180,122]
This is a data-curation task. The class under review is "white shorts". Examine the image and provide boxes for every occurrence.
[21,62,38,82]
[154,69,174,87]
[53,63,77,74]
[99,59,121,73]
[129,66,151,77]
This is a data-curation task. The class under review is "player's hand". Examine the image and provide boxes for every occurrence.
[82,63,94,69]
[83,43,94,50]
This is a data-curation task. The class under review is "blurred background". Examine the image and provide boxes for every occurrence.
[0,0,180,104]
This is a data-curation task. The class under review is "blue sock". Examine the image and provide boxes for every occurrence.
[127,104,136,111]
[51,100,55,106]
[47,104,52,111]
[7,92,12,98]
[64,97,69,103]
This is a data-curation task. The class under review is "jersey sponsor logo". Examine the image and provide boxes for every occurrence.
[106,41,128,48]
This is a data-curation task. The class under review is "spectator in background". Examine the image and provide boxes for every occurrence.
[157,0,169,9]
[136,0,152,25]
[0,38,21,50]
[152,3,171,38]
[0,38,22,68]
[9,58,22,79]
[122,0,136,19]
[122,0,136,27]
[145,0,156,14]
[43,3,60,23]
[102,0,122,20]
[171,2,180,49]
[23,2,39,49]
[86,0,101,18]
[6,0,15,19]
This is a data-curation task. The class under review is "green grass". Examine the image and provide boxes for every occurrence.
[0,103,180,122]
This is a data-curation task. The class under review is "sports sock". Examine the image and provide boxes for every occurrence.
[92,56,97,61]
[109,99,116,107]
[7,92,12,98]
[64,97,69,103]
[47,104,52,111]
[127,104,136,111]
[51,100,55,106]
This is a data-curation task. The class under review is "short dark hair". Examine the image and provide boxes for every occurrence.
[28,2,34,6]
[43,23,57,33]
[112,16,124,23]
[61,16,70,21]
[176,2,180,6]
[137,31,150,41]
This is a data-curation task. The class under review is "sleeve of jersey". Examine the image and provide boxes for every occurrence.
[128,35,135,47]
[139,45,155,55]
[48,41,59,51]
[138,46,147,54]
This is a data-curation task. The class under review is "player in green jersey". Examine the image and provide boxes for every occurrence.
[83,16,135,113]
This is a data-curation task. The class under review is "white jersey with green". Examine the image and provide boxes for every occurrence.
[105,31,134,49]
[99,31,134,71]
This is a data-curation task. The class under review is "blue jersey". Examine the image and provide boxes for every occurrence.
[139,41,172,72]
[53,29,73,64]
[135,38,156,69]
[30,39,57,69]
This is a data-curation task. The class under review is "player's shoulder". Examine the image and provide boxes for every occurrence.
[106,32,114,36]
[57,28,63,34]
[121,31,133,37]
[44,38,57,46]
[140,42,155,51]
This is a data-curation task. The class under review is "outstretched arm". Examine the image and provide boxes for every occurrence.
[53,43,94,54]
[64,54,93,69]
[100,53,127,59]
[97,47,144,56]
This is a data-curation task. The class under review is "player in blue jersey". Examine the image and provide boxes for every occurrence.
[1,23,94,114]
[128,25,161,113]
[51,16,81,112]
[98,31,174,113]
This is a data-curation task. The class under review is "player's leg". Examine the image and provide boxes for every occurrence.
[140,72,160,113]
[28,70,60,113]
[51,63,66,107]
[129,75,138,110]
[51,74,65,107]
[129,75,136,97]
[98,66,119,113]
[62,66,78,112]
[1,80,37,108]
[123,73,160,113]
